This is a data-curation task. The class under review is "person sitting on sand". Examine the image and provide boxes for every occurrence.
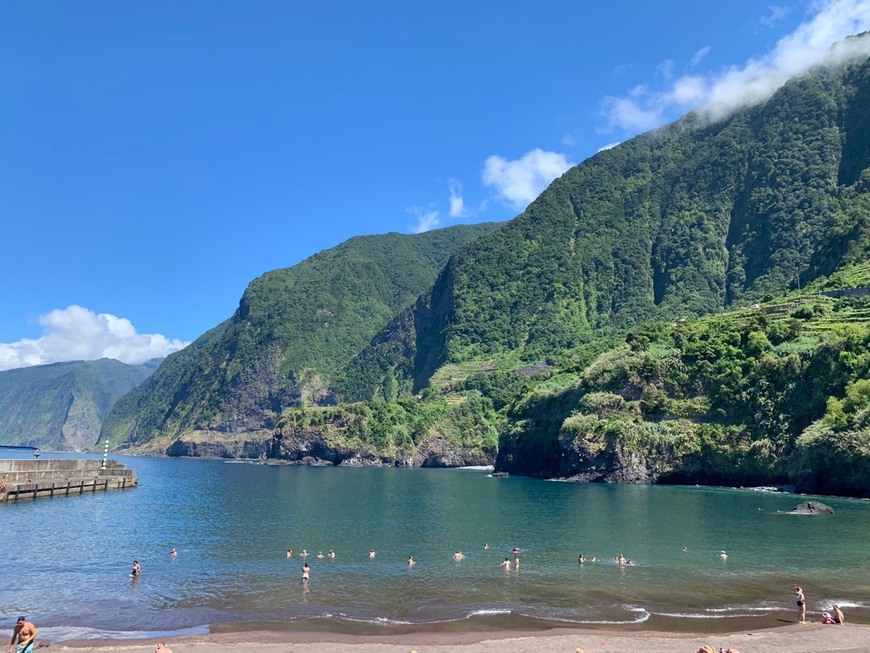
[155,643,172,653]
[823,612,836,624]
[833,604,845,624]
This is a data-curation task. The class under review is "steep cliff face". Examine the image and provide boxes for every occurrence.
[267,428,495,467]
[165,434,270,459]
[102,223,502,445]
[345,52,870,400]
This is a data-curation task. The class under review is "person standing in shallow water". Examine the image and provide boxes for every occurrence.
[795,586,806,623]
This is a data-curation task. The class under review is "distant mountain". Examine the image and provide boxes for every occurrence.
[101,223,503,449]
[0,358,161,451]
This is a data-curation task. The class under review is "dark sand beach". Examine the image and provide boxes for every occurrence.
[54,622,870,653]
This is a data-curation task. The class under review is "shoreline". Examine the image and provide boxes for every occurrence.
[53,622,870,653]
[43,605,870,642]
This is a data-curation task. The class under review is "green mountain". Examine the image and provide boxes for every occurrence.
[341,50,870,398]
[101,39,870,494]
[0,358,161,451]
[101,224,502,451]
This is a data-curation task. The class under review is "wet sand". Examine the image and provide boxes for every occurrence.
[54,622,870,653]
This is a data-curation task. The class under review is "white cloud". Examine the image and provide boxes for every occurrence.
[448,179,471,218]
[0,305,189,371]
[408,206,441,233]
[760,5,792,28]
[602,0,870,131]
[482,148,576,209]
[690,45,712,68]
[657,59,676,80]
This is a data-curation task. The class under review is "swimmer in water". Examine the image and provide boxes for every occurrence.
[408,555,415,566]
[369,549,376,558]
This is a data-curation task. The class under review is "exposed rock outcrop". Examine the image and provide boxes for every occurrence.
[165,432,271,459]
[265,430,495,468]
[792,500,834,514]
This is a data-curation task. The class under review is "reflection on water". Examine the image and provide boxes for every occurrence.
[1,453,869,638]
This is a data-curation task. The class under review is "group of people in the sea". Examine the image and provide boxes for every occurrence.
[119,545,849,628]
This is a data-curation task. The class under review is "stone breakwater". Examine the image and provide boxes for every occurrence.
[0,458,137,503]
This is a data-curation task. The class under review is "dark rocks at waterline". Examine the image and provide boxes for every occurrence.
[792,500,834,514]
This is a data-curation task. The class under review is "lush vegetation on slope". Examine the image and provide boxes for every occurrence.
[342,55,870,398]
[494,280,870,496]
[102,223,502,443]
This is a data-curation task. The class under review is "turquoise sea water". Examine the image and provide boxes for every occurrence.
[1,453,869,640]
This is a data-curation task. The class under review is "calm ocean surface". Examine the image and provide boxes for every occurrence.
[1,453,869,640]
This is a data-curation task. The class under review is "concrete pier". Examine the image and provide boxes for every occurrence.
[0,458,137,503]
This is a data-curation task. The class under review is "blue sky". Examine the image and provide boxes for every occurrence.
[2,0,869,370]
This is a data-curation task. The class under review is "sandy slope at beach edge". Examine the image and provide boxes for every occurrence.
[53,622,870,653]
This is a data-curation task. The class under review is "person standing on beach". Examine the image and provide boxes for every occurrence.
[795,586,806,623]
[9,617,37,653]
